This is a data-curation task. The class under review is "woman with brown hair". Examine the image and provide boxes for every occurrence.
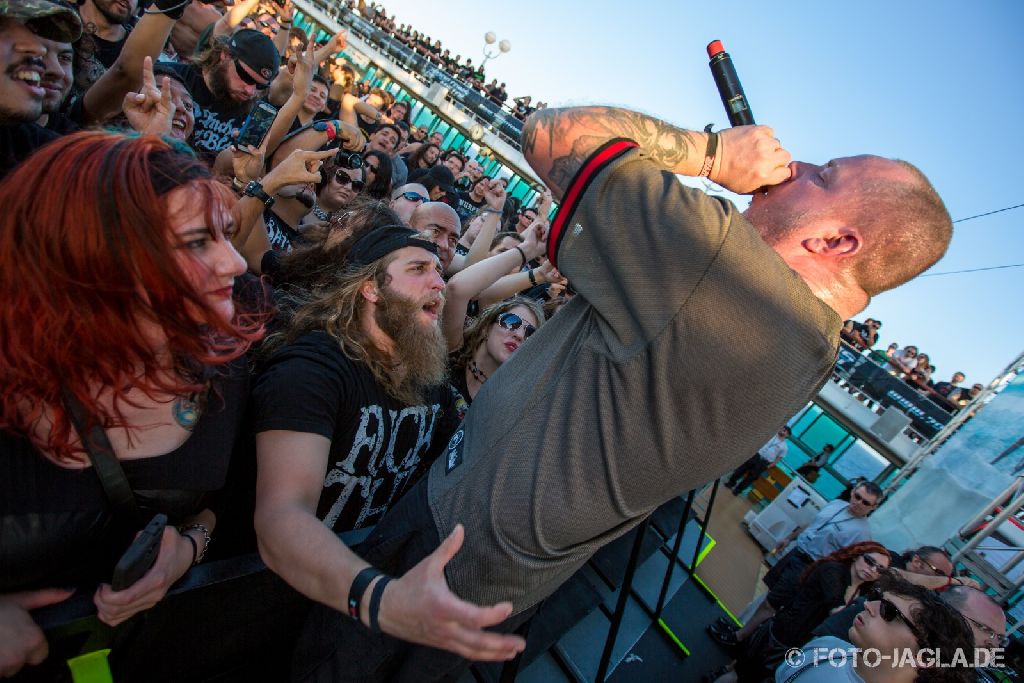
[0,132,265,676]
[715,541,892,682]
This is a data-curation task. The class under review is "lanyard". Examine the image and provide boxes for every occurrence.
[815,506,851,533]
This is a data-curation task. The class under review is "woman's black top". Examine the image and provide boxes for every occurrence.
[0,359,249,592]
[771,560,855,646]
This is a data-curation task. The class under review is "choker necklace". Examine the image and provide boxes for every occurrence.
[469,361,488,384]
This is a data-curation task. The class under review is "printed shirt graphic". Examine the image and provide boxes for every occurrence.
[263,209,303,252]
[252,331,459,532]
[160,62,255,160]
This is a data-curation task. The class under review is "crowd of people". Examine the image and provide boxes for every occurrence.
[705,480,1017,682]
[841,318,983,412]
[359,2,548,118]
[0,0,978,679]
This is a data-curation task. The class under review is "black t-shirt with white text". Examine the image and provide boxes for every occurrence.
[162,62,255,160]
[264,208,304,252]
[453,191,486,222]
[251,331,459,532]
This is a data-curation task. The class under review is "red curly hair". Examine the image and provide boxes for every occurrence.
[0,132,265,463]
[801,540,892,584]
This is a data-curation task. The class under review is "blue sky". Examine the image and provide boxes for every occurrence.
[380,0,1023,386]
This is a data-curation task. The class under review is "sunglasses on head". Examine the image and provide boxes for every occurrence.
[333,170,365,191]
[233,59,269,89]
[496,312,536,339]
[397,191,427,203]
[866,588,924,643]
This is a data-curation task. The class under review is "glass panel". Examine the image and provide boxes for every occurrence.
[831,441,889,482]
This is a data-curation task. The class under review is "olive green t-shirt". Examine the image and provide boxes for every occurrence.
[428,140,841,614]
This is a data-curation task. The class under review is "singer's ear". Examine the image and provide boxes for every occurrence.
[801,226,862,259]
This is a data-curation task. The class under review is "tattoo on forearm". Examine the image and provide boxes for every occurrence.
[521,107,699,196]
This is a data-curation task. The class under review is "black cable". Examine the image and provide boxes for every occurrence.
[953,203,1024,224]
[919,263,1024,278]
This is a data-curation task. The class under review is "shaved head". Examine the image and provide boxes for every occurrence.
[409,202,461,270]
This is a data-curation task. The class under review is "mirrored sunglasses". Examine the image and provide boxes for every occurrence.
[496,312,536,338]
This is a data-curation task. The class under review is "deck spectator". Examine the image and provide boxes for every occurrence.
[796,444,835,482]
[725,427,791,495]
[933,372,966,398]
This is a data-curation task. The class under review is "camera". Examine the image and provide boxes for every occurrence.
[335,150,363,169]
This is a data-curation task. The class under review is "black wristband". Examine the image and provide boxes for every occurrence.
[180,532,198,567]
[367,576,392,633]
[528,269,538,286]
[513,246,527,269]
[348,567,382,621]
[699,123,718,178]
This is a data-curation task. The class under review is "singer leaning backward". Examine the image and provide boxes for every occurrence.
[253,65,954,683]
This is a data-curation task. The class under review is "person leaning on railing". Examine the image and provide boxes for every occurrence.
[0,133,268,678]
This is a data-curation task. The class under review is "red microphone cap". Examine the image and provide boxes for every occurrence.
[707,40,725,58]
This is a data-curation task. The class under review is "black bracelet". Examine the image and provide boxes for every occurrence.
[180,532,198,567]
[513,246,527,269]
[348,567,382,621]
[699,123,718,178]
[528,269,538,286]
[367,575,392,633]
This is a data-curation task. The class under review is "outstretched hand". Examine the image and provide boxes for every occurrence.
[123,56,175,137]
[376,525,525,661]
[261,147,336,195]
[712,125,792,195]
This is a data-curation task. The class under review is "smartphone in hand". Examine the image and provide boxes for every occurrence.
[236,102,279,150]
[111,513,168,591]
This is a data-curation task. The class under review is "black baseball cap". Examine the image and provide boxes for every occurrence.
[228,29,280,83]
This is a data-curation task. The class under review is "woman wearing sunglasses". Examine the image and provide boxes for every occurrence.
[715,541,892,683]
[777,577,976,683]
[448,298,545,409]
[442,220,548,353]
[311,161,366,222]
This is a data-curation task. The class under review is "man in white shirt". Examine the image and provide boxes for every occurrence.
[725,426,791,494]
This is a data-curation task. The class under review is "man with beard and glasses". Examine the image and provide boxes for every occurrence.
[252,226,471,679]
[162,28,278,160]
[0,0,81,178]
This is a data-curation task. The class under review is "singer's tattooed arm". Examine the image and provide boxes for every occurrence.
[520,107,705,200]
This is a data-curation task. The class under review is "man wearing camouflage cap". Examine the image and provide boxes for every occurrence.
[0,0,81,178]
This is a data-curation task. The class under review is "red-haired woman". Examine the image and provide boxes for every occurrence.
[0,132,264,677]
[715,541,892,683]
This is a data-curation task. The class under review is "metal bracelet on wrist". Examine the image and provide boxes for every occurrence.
[177,523,211,565]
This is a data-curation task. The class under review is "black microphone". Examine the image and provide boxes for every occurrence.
[707,40,755,127]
